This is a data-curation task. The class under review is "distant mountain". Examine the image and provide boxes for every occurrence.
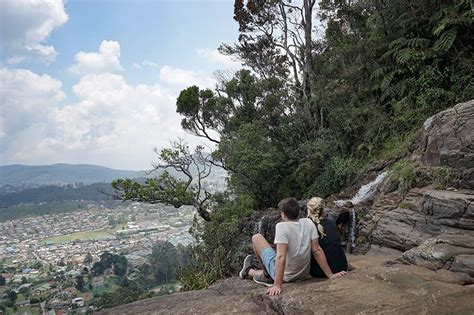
[0,164,146,186]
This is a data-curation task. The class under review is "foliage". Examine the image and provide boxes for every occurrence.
[112,140,214,221]
[91,252,128,277]
[431,166,462,189]
[94,287,152,309]
[114,0,473,292]
[308,156,361,198]
[149,241,178,284]
[75,275,85,292]
[386,162,431,194]
[0,182,116,208]
[179,194,254,290]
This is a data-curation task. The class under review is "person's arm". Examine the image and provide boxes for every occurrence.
[267,243,287,296]
[311,239,347,280]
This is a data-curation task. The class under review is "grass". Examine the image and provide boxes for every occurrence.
[44,224,126,244]
[6,306,41,315]
[91,275,120,295]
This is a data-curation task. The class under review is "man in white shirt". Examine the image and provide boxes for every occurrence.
[240,197,347,295]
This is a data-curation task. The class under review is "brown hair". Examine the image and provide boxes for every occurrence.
[278,197,300,220]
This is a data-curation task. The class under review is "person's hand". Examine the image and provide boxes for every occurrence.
[329,271,348,280]
[266,285,282,296]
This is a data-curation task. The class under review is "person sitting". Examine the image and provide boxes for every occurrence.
[306,197,348,278]
[239,197,347,295]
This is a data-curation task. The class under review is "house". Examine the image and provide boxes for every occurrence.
[71,297,84,308]
[92,276,104,288]
[14,300,31,308]
[32,283,52,297]
[1,272,13,284]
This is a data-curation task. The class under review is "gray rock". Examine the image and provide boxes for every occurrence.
[99,255,474,314]
[421,100,474,188]
[371,207,437,251]
[450,254,474,277]
[422,189,474,230]
[369,188,473,252]
[399,234,474,272]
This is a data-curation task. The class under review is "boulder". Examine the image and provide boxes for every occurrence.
[422,189,474,230]
[399,234,474,274]
[371,207,437,251]
[369,188,473,251]
[421,99,474,188]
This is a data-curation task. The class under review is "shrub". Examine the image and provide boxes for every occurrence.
[307,156,361,197]
[178,194,255,290]
[386,161,431,193]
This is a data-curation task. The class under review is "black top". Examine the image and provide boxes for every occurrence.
[310,218,348,278]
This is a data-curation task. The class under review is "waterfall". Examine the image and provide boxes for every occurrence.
[336,171,388,207]
[255,216,265,234]
[348,208,356,253]
[335,171,387,254]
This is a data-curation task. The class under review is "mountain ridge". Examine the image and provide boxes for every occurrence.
[0,163,146,186]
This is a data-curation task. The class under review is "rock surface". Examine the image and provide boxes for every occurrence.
[369,188,474,251]
[421,99,474,188]
[99,255,474,314]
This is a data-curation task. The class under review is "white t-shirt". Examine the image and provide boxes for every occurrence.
[274,217,319,282]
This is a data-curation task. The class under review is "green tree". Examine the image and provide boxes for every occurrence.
[112,141,214,221]
[0,275,5,286]
[75,275,85,292]
[150,241,178,284]
[7,290,17,302]
[113,255,128,276]
[84,252,93,264]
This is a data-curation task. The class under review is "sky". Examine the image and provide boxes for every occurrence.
[0,0,242,170]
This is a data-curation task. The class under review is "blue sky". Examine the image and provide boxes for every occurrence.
[0,0,242,170]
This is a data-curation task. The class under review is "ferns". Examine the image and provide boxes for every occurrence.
[433,27,458,51]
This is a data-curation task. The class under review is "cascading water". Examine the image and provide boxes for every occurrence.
[336,171,388,207]
[348,208,356,253]
[255,216,265,234]
[336,171,388,253]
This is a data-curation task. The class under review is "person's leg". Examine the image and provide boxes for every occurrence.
[249,234,275,279]
[252,233,271,262]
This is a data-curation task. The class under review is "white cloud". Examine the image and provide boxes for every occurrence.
[0,65,208,169]
[0,0,68,64]
[196,48,241,68]
[1,40,218,169]
[132,60,159,70]
[142,60,159,68]
[0,67,66,160]
[159,65,215,90]
[70,40,123,75]
[45,72,195,168]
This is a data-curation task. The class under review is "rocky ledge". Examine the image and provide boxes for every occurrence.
[99,255,474,314]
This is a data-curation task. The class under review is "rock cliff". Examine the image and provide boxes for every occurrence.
[99,100,474,314]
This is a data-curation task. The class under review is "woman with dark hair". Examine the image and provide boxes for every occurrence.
[306,197,348,278]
